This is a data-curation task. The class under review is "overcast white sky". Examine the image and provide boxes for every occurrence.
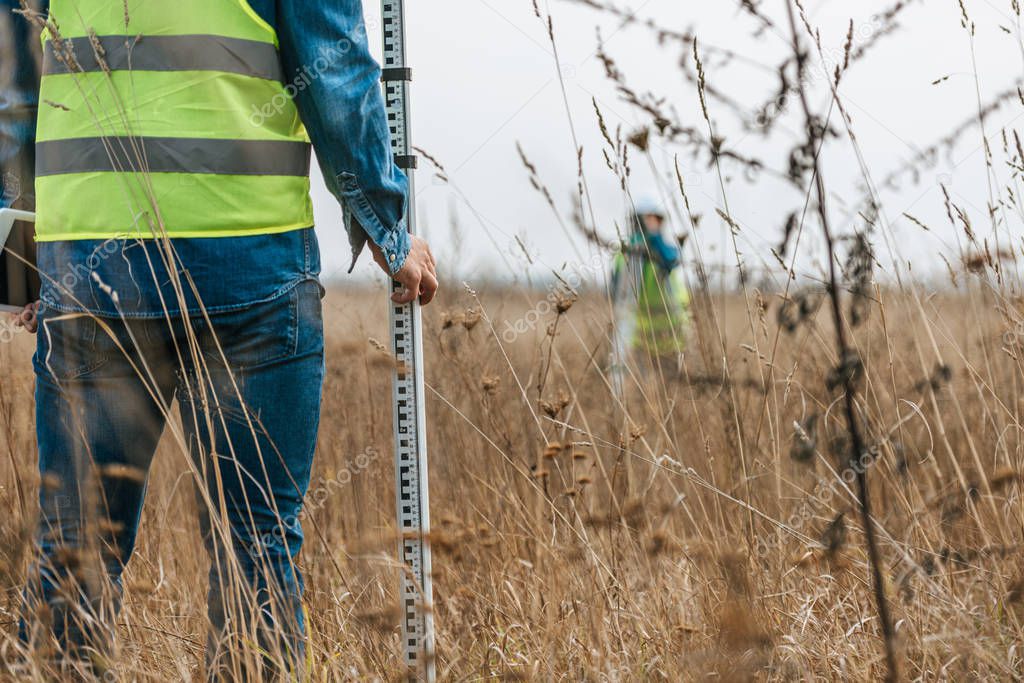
[314,0,1024,286]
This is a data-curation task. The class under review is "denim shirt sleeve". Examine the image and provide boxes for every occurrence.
[0,0,45,210]
[276,0,411,274]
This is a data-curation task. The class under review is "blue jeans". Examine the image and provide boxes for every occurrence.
[22,277,325,674]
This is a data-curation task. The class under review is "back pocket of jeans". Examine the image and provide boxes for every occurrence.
[33,304,107,380]
[202,288,298,370]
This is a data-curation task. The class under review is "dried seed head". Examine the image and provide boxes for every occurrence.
[87,29,110,75]
[990,467,1020,491]
[53,546,82,569]
[99,463,146,484]
[820,512,847,555]
[790,413,818,463]
[97,519,125,536]
[621,497,645,524]
[481,375,500,394]
[777,288,823,334]
[914,363,954,392]
[628,126,650,151]
[426,530,458,554]
[648,529,669,556]
[826,350,864,393]
[462,308,482,330]
[353,606,402,633]
[539,392,570,418]
[367,338,402,371]
[440,310,464,329]
[543,442,562,458]
[1008,577,1024,604]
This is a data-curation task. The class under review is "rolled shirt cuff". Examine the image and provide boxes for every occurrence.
[336,171,410,275]
[379,226,410,274]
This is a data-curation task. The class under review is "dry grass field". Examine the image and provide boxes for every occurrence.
[2,277,1024,680]
[6,0,1024,680]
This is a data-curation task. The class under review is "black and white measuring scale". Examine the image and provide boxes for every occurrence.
[380,1,436,681]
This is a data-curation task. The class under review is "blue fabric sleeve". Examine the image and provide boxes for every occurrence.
[0,0,46,209]
[629,216,681,272]
[645,232,681,271]
[276,0,411,274]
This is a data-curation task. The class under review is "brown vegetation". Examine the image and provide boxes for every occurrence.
[2,280,1023,679]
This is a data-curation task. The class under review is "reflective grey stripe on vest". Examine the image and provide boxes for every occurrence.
[36,137,311,177]
[43,34,284,82]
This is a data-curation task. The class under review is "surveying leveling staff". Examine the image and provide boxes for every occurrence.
[2,0,438,673]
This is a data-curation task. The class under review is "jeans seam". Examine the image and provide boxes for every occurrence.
[290,285,300,357]
[40,278,308,319]
[303,229,311,274]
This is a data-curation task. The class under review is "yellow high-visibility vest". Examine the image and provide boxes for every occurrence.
[613,251,691,354]
[35,0,313,240]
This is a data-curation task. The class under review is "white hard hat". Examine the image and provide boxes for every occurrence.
[633,196,666,218]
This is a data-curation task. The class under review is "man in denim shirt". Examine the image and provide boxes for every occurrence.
[1,0,438,675]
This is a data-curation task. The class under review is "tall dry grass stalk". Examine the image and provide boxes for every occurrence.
[781,1,896,679]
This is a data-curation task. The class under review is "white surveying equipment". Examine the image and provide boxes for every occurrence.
[0,208,33,251]
[0,208,36,313]
[379,2,436,681]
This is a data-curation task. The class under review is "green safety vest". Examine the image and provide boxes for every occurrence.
[35,0,313,240]
[614,251,691,355]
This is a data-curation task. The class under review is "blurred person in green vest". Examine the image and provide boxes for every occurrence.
[609,197,691,385]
